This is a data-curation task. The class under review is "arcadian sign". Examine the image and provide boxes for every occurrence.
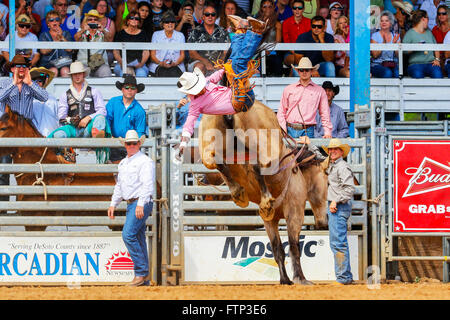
[183,235,359,282]
[0,237,138,283]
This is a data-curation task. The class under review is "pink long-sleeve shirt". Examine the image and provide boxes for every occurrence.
[277,81,332,137]
[181,69,235,138]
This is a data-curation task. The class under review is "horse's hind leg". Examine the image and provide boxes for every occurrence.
[264,218,292,285]
[252,165,275,221]
[216,163,249,208]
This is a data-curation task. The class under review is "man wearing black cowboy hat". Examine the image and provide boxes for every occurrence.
[106,75,148,162]
[314,80,349,138]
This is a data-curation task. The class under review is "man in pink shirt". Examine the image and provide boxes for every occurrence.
[175,15,267,159]
[277,57,333,139]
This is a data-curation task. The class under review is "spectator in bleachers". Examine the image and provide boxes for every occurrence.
[277,57,332,139]
[176,1,198,39]
[41,0,80,39]
[2,15,40,68]
[402,9,443,78]
[334,15,349,77]
[115,0,138,31]
[385,0,414,14]
[320,0,348,16]
[187,3,229,76]
[370,11,401,77]
[443,31,450,76]
[74,9,112,77]
[256,0,283,76]
[38,10,73,77]
[149,10,185,77]
[318,4,329,19]
[282,1,311,67]
[106,75,147,162]
[113,10,151,77]
[314,81,349,138]
[432,5,449,42]
[12,0,41,35]
[276,0,293,22]
[149,0,166,33]
[95,0,116,42]
[163,0,181,17]
[138,2,153,38]
[192,0,206,24]
[420,0,445,30]
[392,1,413,39]
[326,2,343,35]
[218,0,238,35]
[30,67,60,137]
[302,0,320,19]
[294,15,336,77]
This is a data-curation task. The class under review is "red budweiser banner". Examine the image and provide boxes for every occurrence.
[393,139,450,232]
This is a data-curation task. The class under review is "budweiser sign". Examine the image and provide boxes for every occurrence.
[393,140,450,232]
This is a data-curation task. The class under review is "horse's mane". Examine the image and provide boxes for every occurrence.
[1,108,44,138]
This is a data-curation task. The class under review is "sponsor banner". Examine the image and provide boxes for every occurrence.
[393,140,450,232]
[0,237,139,283]
[184,235,359,282]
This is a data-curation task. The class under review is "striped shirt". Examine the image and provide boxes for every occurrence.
[0,78,49,120]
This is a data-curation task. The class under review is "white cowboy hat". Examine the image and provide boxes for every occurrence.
[291,57,319,70]
[177,67,207,95]
[392,1,414,16]
[68,61,90,75]
[119,130,146,146]
[322,138,351,158]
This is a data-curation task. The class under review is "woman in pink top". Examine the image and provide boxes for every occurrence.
[175,15,267,159]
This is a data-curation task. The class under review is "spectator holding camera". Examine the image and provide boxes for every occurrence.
[95,0,116,42]
[38,10,73,78]
[176,1,198,39]
[74,9,112,77]
[113,10,151,77]
[12,0,41,34]
[149,10,185,77]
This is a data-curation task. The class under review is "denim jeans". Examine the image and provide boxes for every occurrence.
[371,63,399,78]
[122,200,153,277]
[328,201,353,284]
[53,115,106,138]
[287,126,315,138]
[407,63,443,78]
[114,63,149,77]
[292,61,335,77]
[229,31,262,110]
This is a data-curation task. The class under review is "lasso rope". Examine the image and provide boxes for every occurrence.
[31,147,49,200]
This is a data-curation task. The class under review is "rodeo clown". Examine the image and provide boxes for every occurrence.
[174,15,268,160]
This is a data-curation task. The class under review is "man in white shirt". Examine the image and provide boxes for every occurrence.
[108,130,154,287]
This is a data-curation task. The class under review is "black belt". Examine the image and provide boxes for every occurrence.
[287,123,314,130]
[126,198,139,204]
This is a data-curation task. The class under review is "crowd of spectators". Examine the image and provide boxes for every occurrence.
[0,0,448,79]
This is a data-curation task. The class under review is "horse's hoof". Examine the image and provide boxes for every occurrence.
[280,278,293,285]
[230,185,249,208]
[259,197,275,221]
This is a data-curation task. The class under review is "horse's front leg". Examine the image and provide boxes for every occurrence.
[216,163,249,208]
[252,165,275,221]
[264,217,292,285]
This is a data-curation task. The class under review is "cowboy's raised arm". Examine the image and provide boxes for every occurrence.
[206,68,225,85]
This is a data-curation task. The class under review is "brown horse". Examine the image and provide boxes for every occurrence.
[0,106,117,231]
[198,101,328,285]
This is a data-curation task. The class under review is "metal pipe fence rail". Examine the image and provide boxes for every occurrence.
[0,137,159,285]
[161,136,369,285]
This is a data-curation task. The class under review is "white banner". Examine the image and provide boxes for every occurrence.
[184,235,359,282]
[0,237,141,283]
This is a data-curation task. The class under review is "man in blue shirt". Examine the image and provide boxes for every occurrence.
[294,15,335,77]
[314,81,349,138]
[106,75,148,162]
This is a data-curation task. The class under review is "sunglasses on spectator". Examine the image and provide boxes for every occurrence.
[292,6,304,10]
[48,17,61,22]
[18,24,31,29]
[204,12,216,17]
[331,7,343,11]
[311,24,323,29]
[124,85,137,90]
[125,141,138,146]
[297,68,311,73]
[129,16,141,21]
[437,12,447,16]
[13,64,29,69]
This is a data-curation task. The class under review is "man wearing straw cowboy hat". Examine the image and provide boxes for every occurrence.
[30,67,60,137]
[108,129,154,287]
[277,56,332,139]
[322,138,355,285]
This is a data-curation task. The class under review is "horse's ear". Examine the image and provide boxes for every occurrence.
[4,105,11,114]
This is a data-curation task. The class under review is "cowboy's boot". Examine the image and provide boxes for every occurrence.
[227,14,249,33]
[247,16,267,35]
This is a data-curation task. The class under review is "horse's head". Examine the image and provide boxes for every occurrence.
[0,105,17,138]
[302,162,329,230]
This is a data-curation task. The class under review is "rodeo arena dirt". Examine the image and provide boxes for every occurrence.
[1,3,450,308]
